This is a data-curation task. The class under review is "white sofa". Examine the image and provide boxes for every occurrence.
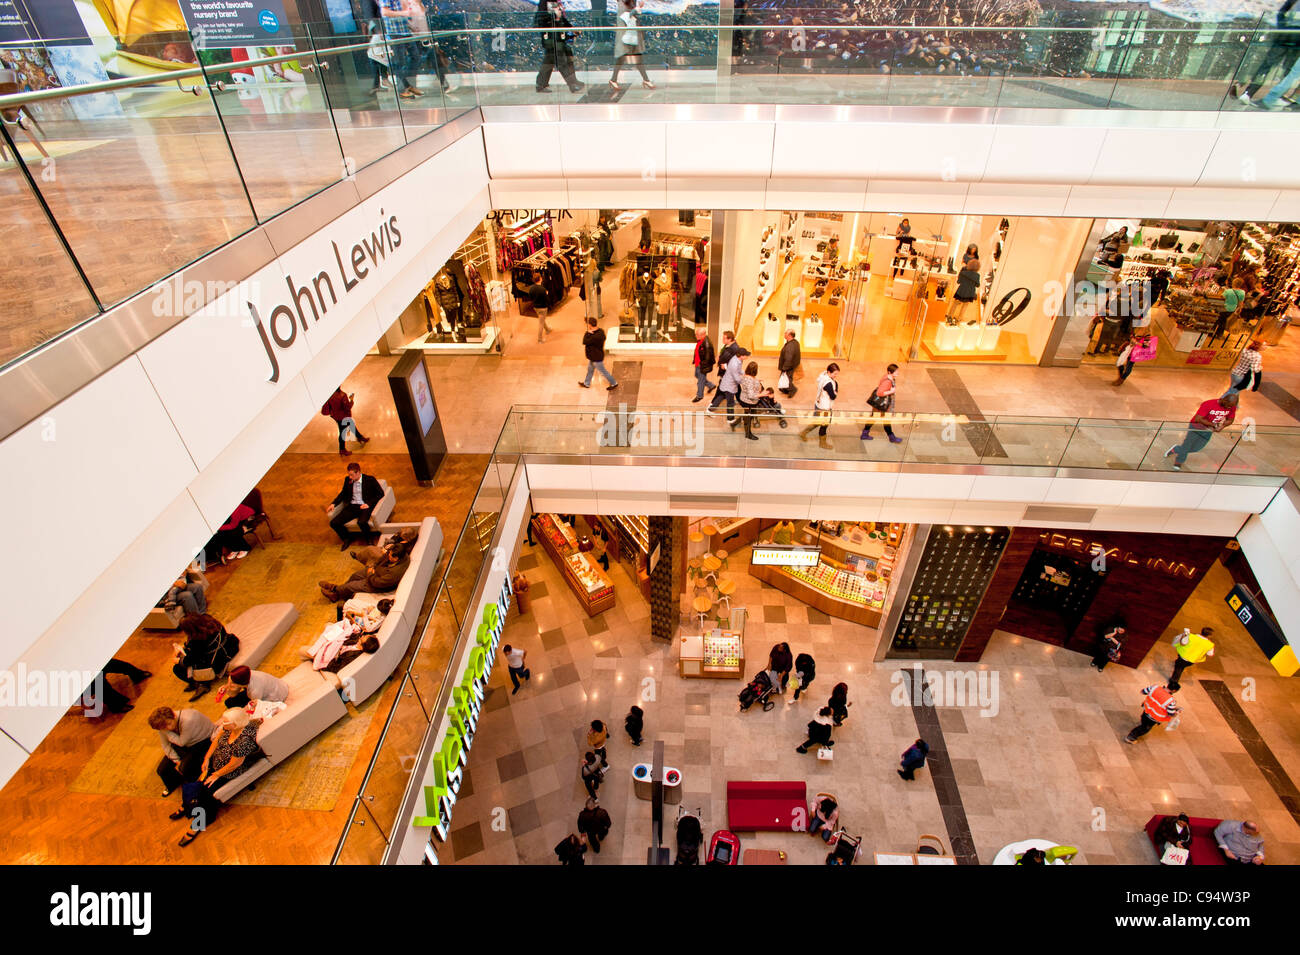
[212,517,443,803]
[328,479,396,531]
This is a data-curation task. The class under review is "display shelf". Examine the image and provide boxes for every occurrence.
[613,514,649,553]
[532,514,616,616]
[679,629,746,679]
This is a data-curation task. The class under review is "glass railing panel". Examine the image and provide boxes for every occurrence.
[1219,426,1300,479]
[1138,421,1239,474]
[2,38,258,310]
[982,416,1077,468]
[901,412,993,466]
[196,29,349,221]
[0,166,99,367]
[353,672,432,855]
[1225,23,1300,111]
[1104,23,1255,111]
[334,798,392,865]
[1060,419,1162,471]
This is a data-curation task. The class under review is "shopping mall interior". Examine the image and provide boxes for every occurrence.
[3,0,1300,876]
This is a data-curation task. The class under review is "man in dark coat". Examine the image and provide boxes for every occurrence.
[778,329,801,396]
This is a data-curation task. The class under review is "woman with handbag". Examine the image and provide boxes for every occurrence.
[861,363,902,443]
[610,0,654,90]
[172,614,240,701]
[1113,333,1156,386]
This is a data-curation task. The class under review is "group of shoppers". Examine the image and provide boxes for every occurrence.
[533,0,655,95]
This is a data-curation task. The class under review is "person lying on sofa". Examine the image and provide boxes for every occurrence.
[319,544,411,602]
[298,630,381,691]
[172,613,240,701]
[342,597,394,635]
[174,708,263,848]
[219,665,289,709]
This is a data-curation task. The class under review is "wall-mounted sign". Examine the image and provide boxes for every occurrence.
[177,0,291,49]
[751,546,821,567]
[1036,532,1200,580]
[487,209,573,227]
[0,0,90,45]
[1225,585,1296,677]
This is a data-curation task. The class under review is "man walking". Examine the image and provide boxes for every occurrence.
[707,330,740,420]
[1125,684,1179,743]
[502,643,531,695]
[326,462,384,549]
[1228,340,1264,394]
[691,326,716,402]
[521,271,553,343]
[777,328,801,397]
[576,797,612,854]
[1165,391,1237,471]
[1233,0,1299,110]
[578,317,618,390]
[321,386,370,456]
[1168,626,1214,691]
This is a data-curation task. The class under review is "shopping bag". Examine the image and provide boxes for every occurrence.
[1164,714,1181,732]
[778,372,790,390]
[622,30,638,45]
[1160,845,1189,866]
[1130,339,1159,362]
[367,36,389,66]
[817,747,834,761]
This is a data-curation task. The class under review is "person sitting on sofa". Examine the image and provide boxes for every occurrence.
[319,542,411,603]
[149,706,216,797]
[1214,819,1265,865]
[341,596,396,630]
[326,462,384,550]
[349,528,417,567]
[1154,813,1194,857]
[172,613,240,701]
[175,708,263,847]
[162,571,206,617]
[206,503,255,565]
[220,665,289,709]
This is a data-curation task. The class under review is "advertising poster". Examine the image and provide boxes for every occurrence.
[176,0,291,49]
[0,0,89,46]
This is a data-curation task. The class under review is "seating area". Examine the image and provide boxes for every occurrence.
[726,780,807,832]
[1143,815,1227,866]
[329,479,396,531]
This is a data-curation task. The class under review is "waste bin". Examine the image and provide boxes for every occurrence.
[513,573,531,614]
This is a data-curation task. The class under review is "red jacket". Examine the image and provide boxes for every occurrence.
[322,390,353,423]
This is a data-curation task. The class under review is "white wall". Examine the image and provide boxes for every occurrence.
[0,132,491,775]
[1237,488,1300,648]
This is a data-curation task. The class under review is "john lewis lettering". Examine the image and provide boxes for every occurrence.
[251,210,402,382]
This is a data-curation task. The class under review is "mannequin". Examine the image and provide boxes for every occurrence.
[583,258,603,320]
[655,266,672,339]
[434,268,463,337]
[635,270,655,342]
[694,267,708,326]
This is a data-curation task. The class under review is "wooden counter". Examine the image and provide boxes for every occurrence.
[678,630,745,679]
[532,515,616,617]
[749,561,882,628]
[706,517,777,554]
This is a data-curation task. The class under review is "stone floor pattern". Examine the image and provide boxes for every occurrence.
[439,525,1300,866]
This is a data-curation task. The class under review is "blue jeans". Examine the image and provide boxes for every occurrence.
[1170,427,1211,466]
[1260,53,1300,107]
[709,386,736,418]
[693,365,714,399]
[584,360,616,386]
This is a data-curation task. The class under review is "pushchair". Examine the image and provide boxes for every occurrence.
[752,394,789,429]
[738,669,777,712]
[675,808,703,865]
[825,829,862,865]
[707,829,741,865]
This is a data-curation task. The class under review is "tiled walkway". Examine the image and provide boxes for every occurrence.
[441,524,1300,865]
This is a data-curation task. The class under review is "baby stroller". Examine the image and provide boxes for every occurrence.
[675,808,703,866]
[752,393,789,429]
[738,669,777,712]
[707,829,741,865]
[825,829,862,866]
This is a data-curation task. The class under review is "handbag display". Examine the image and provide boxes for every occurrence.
[1157,231,1179,249]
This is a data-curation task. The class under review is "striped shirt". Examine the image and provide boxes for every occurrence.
[1231,349,1262,379]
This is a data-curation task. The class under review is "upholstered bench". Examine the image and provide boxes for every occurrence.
[329,479,396,531]
[227,603,299,671]
[727,780,808,831]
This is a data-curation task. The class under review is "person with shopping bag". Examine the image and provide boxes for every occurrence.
[610,0,655,90]
[777,329,801,397]
[1113,332,1157,386]
[861,363,902,443]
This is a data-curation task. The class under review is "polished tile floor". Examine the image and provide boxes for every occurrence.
[440,528,1300,865]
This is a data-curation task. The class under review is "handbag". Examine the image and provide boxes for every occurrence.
[867,390,890,411]
[621,28,638,44]
[366,36,389,66]
[1157,231,1178,249]
[1130,338,1158,362]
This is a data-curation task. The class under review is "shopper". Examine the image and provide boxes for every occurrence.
[220,666,289,710]
[898,739,930,780]
[378,0,421,99]
[948,257,981,321]
[1017,848,1046,865]
[208,502,255,565]
[1233,0,1300,109]
[790,652,816,703]
[625,705,644,746]
[172,613,240,701]
[521,270,553,343]
[807,795,839,842]
[502,643,531,694]
[86,659,152,715]
[1091,622,1125,671]
[578,318,619,390]
[795,707,836,754]
[1228,340,1264,394]
[962,242,980,268]
[587,719,610,768]
[1124,684,1179,743]
[778,329,802,397]
[577,797,613,853]
[861,362,902,443]
[592,527,609,571]
[691,325,716,402]
[1211,277,1247,343]
[799,363,840,450]
[163,571,207,617]
[828,681,851,725]
[707,332,741,420]
[1164,392,1238,471]
[581,752,604,798]
[178,709,263,847]
[327,462,384,548]
[610,0,654,90]
[893,218,915,273]
[555,832,588,865]
[767,642,793,692]
[734,360,765,441]
[366,20,393,94]
[534,0,585,94]
[1154,813,1194,857]
[150,706,215,797]
[1214,820,1265,864]
[1168,626,1215,691]
[1113,332,1156,386]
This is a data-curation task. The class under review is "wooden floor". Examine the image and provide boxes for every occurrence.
[0,450,489,865]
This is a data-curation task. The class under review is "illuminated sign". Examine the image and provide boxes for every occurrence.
[1226,585,1296,677]
[751,546,821,567]
[1036,533,1200,580]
